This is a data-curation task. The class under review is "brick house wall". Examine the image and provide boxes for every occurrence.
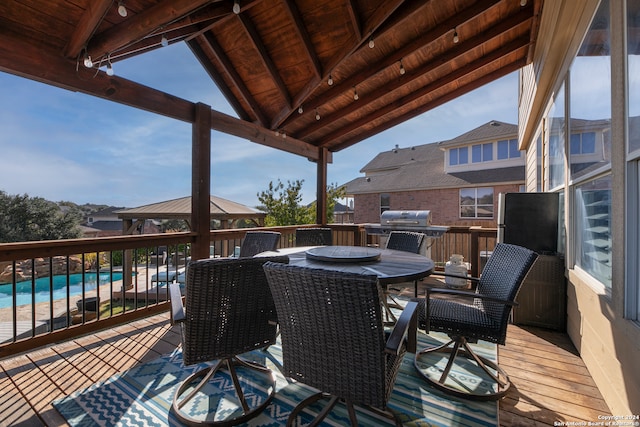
[353,184,521,227]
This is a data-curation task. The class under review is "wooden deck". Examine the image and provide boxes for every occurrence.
[0,312,610,426]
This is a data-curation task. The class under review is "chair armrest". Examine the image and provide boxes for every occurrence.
[427,287,519,306]
[169,282,185,325]
[386,300,418,355]
[430,271,480,282]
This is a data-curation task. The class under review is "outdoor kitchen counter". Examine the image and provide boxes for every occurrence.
[258,245,435,285]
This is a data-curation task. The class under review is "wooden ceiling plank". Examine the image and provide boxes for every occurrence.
[297,11,532,138]
[280,0,507,130]
[87,0,214,59]
[64,0,113,59]
[317,38,530,146]
[270,0,404,129]
[238,13,292,110]
[282,0,322,79]
[184,0,266,43]
[200,32,270,126]
[330,59,525,151]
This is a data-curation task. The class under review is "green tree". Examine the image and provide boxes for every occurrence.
[257,180,346,226]
[0,191,83,242]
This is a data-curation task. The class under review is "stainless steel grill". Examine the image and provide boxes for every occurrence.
[365,210,449,237]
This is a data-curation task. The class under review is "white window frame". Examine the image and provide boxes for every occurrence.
[459,187,494,219]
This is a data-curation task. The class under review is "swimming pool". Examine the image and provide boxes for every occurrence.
[0,271,124,308]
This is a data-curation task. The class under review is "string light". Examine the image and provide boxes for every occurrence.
[399,59,406,75]
[328,74,333,86]
[353,87,359,100]
[298,106,304,114]
[161,34,169,47]
[453,28,459,44]
[117,1,127,17]
[233,0,240,14]
[315,109,320,121]
[106,55,114,76]
[520,0,527,5]
[368,37,375,49]
[82,49,93,68]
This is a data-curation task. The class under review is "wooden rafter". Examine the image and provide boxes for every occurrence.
[87,0,214,59]
[318,38,530,147]
[281,0,505,130]
[347,0,362,40]
[331,60,525,151]
[198,32,269,126]
[238,13,292,109]
[282,0,322,79]
[64,0,112,59]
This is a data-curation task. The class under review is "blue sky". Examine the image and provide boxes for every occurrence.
[0,42,518,208]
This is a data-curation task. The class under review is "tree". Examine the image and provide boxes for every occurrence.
[257,180,346,226]
[0,191,83,242]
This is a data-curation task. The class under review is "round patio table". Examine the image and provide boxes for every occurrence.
[258,245,434,285]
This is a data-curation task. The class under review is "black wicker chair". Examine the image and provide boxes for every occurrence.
[238,231,281,257]
[263,262,418,427]
[169,255,288,425]
[414,243,537,401]
[295,227,333,246]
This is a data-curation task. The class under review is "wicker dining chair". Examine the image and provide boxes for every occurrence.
[414,243,537,401]
[169,255,288,426]
[263,262,418,427]
[238,231,281,257]
[295,227,333,246]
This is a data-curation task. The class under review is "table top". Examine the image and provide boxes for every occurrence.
[258,245,434,285]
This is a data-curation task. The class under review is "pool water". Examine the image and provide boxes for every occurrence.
[0,272,124,308]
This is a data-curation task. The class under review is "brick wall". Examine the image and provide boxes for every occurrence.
[353,184,521,227]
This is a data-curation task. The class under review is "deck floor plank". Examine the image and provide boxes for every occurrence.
[0,313,612,426]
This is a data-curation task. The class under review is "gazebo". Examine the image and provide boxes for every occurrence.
[115,195,267,233]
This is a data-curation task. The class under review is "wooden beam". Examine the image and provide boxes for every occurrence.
[297,10,532,138]
[198,32,269,126]
[238,13,292,109]
[64,0,113,58]
[209,110,321,161]
[316,147,328,225]
[192,103,212,261]
[330,59,526,151]
[347,0,362,40]
[87,0,213,59]
[320,39,529,147]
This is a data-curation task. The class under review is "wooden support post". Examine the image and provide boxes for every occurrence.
[316,147,328,225]
[191,103,212,261]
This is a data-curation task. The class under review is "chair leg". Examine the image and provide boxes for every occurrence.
[414,336,512,401]
[172,356,276,425]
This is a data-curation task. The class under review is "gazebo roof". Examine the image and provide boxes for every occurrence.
[115,195,265,221]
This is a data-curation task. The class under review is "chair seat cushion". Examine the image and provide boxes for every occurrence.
[419,298,503,344]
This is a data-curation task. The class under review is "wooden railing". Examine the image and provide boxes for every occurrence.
[0,224,495,358]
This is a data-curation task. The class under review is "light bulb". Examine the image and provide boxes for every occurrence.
[328,74,333,85]
[368,38,375,49]
[298,106,303,114]
[83,54,93,68]
[453,30,459,44]
[399,60,406,75]
[353,88,359,100]
[106,60,114,76]
[315,110,320,121]
[117,2,127,17]
[161,34,168,47]
[520,0,527,5]
[233,0,240,14]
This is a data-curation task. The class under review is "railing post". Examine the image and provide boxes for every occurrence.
[470,226,481,277]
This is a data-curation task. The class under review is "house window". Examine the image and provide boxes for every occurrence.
[472,143,493,163]
[570,132,596,155]
[380,193,390,215]
[449,147,468,165]
[460,187,494,218]
[497,139,520,159]
[575,175,612,289]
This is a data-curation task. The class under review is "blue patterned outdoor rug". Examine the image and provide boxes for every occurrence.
[53,331,498,426]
